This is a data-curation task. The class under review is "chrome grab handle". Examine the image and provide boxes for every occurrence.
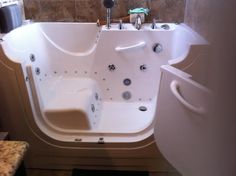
[170,80,205,115]
[115,41,146,52]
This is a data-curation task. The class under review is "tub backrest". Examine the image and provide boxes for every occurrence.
[39,22,99,53]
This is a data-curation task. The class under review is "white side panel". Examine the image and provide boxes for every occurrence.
[154,65,213,176]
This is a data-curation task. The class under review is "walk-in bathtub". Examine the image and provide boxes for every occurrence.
[0,23,208,171]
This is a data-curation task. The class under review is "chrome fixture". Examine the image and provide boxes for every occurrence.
[161,24,170,30]
[123,78,132,86]
[139,106,147,112]
[140,64,148,72]
[118,19,123,30]
[108,64,116,71]
[103,0,115,29]
[151,19,158,29]
[153,43,163,53]
[30,53,35,62]
[135,14,142,30]
[35,67,40,75]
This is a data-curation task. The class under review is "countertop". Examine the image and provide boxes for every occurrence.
[0,141,29,176]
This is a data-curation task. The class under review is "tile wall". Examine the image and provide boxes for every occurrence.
[184,0,215,41]
[23,0,186,23]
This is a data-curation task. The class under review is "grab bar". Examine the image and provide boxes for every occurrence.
[115,41,146,52]
[26,66,44,111]
[170,80,205,115]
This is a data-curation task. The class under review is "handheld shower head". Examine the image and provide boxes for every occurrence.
[103,0,115,9]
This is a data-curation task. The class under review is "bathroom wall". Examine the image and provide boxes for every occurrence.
[184,0,213,40]
[23,0,186,23]
[19,0,26,19]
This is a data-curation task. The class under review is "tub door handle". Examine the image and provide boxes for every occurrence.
[115,41,146,52]
[170,80,205,115]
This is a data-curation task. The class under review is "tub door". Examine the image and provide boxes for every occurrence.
[154,65,214,176]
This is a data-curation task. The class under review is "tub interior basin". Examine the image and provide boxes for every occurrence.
[34,75,155,134]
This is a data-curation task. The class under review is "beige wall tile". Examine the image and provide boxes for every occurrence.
[39,0,76,22]
[184,0,212,40]
[23,0,41,20]
[24,0,185,23]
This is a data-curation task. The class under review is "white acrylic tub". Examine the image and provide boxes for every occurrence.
[0,22,208,169]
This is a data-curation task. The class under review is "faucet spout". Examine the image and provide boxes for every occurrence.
[106,8,112,29]
[135,15,142,30]
[103,0,115,29]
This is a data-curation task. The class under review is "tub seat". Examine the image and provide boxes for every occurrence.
[43,88,94,130]
[41,78,101,131]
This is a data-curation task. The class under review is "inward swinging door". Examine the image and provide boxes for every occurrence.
[154,65,215,176]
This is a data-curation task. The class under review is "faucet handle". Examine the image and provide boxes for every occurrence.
[135,14,142,30]
[118,19,123,30]
[151,18,158,29]
[151,18,162,29]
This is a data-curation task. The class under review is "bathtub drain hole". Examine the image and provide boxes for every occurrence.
[161,24,170,30]
[139,106,147,112]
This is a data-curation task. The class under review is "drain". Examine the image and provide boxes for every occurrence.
[139,106,147,112]
[161,24,170,30]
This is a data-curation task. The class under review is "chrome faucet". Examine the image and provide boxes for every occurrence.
[103,0,115,29]
[118,19,123,30]
[151,18,158,29]
[135,14,142,30]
